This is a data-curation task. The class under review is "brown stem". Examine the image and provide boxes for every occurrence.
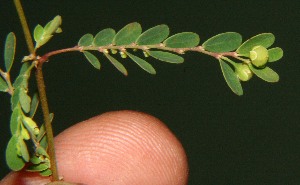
[36,63,59,181]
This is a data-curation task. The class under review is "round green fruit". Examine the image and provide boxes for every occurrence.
[235,63,253,81]
[250,45,269,68]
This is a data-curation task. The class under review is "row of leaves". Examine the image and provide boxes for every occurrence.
[1,33,52,176]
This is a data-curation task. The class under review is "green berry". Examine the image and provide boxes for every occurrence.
[235,63,253,81]
[250,45,269,68]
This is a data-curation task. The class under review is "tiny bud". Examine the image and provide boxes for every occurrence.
[111,49,117,54]
[103,49,109,54]
[143,51,149,57]
[120,51,127,58]
[250,45,269,68]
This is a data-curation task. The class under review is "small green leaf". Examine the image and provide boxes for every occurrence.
[268,47,283,62]
[104,53,128,76]
[6,135,25,171]
[78,34,94,46]
[219,59,243,96]
[249,65,279,82]
[10,106,22,135]
[30,155,42,165]
[147,50,184,63]
[236,33,275,57]
[13,62,33,89]
[202,32,242,52]
[39,169,52,176]
[164,32,200,48]
[19,138,30,162]
[33,24,44,43]
[11,88,20,110]
[0,76,8,92]
[126,52,156,74]
[93,28,116,46]
[36,146,49,158]
[19,88,31,113]
[113,22,142,45]
[27,163,49,172]
[43,15,62,36]
[83,51,101,69]
[29,93,39,118]
[136,24,169,45]
[4,32,16,72]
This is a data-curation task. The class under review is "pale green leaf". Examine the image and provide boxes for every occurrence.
[78,34,94,46]
[93,28,116,46]
[268,47,283,62]
[147,50,184,63]
[164,32,200,48]
[219,59,243,95]
[13,62,33,89]
[27,163,49,172]
[136,24,169,45]
[29,93,39,118]
[202,32,242,52]
[104,53,128,76]
[19,88,31,113]
[6,135,25,171]
[30,155,42,165]
[113,22,142,45]
[10,106,22,135]
[0,76,8,92]
[19,138,30,162]
[249,65,279,82]
[236,33,275,56]
[83,51,101,69]
[43,15,62,36]
[33,24,44,43]
[4,32,16,72]
[39,169,52,176]
[126,52,156,74]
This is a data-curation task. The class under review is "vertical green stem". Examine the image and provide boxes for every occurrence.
[36,64,59,181]
[13,0,59,181]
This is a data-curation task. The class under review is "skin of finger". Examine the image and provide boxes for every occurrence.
[0,110,188,185]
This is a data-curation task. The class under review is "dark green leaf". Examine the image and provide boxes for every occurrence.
[6,135,25,171]
[219,59,243,95]
[10,106,22,135]
[29,93,39,118]
[78,34,94,46]
[27,163,49,172]
[164,32,200,48]
[0,76,8,92]
[4,32,16,72]
[11,88,20,110]
[147,50,184,63]
[126,52,156,74]
[19,88,31,113]
[93,28,116,46]
[113,22,142,45]
[236,33,275,57]
[268,47,283,62]
[83,51,101,69]
[19,138,30,162]
[202,32,242,52]
[136,25,169,45]
[249,65,279,82]
[104,53,128,76]
[33,24,44,43]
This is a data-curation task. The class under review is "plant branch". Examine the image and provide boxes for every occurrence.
[36,64,59,181]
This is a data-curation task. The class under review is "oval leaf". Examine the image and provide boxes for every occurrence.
[10,106,22,135]
[219,59,243,96]
[268,47,283,62]
[33,24,44,43]
[43,15,62,36]
[147,50,184,63]
[249,65,279,82]
[6,135,25,171]
[202,32,242,52]
[19,138,30,162]
[136,24,169,45]
[27,163,49,172]
[113,22,142,45]
[19,88,31,113]
[83,51,101,69]
[126,52,156,74]
[0,76,8,92]
[78,34,94,46]
[104,53,128,76]
[93,28,116,46]
[164,32,200,48]
[236,33,275,56]
[5,32,16,72]
[29,93,39,118]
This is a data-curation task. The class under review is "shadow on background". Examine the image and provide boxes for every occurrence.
[0,1,299,184]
